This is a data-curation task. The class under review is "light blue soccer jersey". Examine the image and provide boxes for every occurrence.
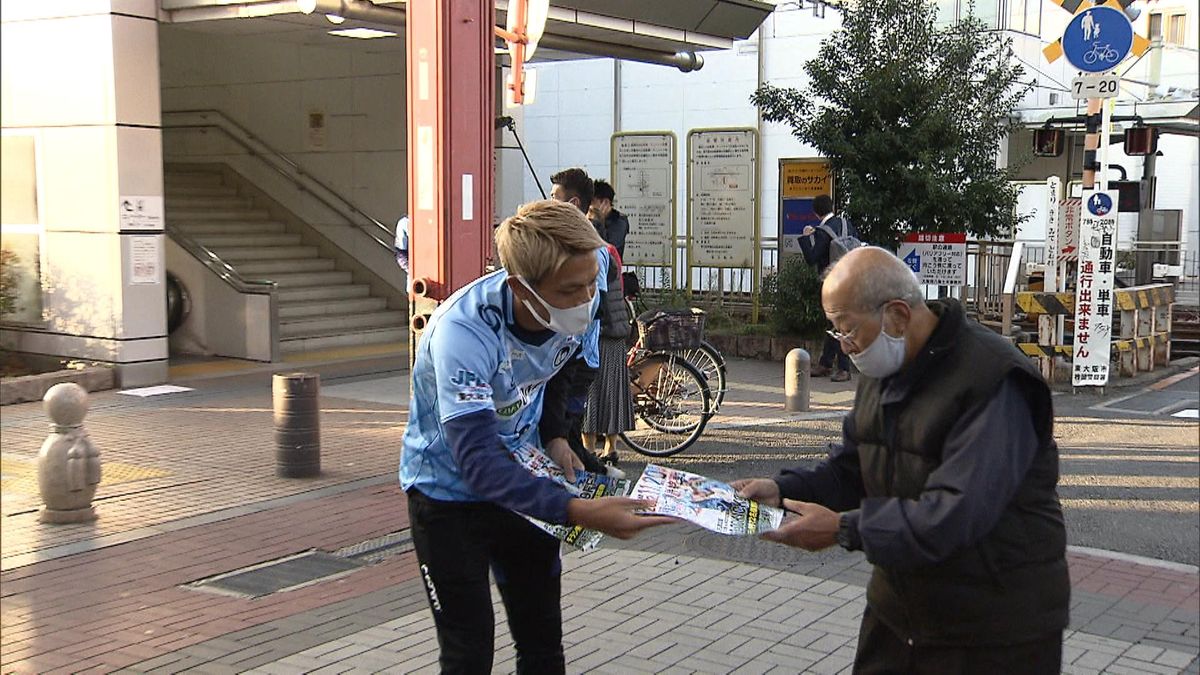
[400,248,608,503]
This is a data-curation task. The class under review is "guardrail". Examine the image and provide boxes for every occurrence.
[1014,283,1174,381]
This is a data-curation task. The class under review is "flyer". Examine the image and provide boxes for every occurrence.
[631,464,783,535]
[509,443,633,551]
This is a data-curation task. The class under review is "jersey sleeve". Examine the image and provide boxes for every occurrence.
[428,318,501,423]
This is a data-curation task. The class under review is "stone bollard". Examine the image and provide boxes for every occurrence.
[273,373,321,478]
[37,383,102,523]
[784,348,811,412]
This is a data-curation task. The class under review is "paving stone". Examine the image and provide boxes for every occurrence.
[1157,649,1200,668]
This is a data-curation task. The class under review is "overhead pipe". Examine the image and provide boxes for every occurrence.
[537,33,704,72]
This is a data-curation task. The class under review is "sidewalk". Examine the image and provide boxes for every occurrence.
[1,357,1197,674]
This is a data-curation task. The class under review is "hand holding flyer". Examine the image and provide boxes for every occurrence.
[631,464,784,535]
[508,443,633,551]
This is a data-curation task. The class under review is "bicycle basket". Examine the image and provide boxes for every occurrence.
[637,308,706,350]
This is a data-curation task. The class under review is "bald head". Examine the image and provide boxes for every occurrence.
[823,247,924,317]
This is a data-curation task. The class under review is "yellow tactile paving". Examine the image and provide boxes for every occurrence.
[169,359,260,379]
[0,454,172,496]
[282,342,407,364]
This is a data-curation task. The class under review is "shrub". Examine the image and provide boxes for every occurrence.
[0,249,20,317]
[762,256,826,337]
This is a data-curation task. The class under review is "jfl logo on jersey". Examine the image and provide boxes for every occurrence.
[450,368,492,403]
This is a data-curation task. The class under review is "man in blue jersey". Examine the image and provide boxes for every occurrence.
[401,199,672,674]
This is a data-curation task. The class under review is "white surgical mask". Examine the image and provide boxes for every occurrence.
[850,319,907,379]
[517,277,595,337]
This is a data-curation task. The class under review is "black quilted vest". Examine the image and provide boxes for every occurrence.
[851,299,1070,645]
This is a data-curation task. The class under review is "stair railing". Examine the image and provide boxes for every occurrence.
[167,225,281,362]
[162,109,396,253]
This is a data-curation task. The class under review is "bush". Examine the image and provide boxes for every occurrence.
[0,249,20,317]
[762,256,826,337]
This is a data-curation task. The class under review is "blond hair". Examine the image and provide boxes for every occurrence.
[495,200,604,282]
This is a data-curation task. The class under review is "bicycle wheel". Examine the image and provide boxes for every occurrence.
[670,341,727,412]
[619,353,712,458]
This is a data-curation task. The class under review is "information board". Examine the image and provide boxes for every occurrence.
[1072,190,1118,387]
[778,158,833,258]
[611,132,676,266]
[898,232,967,286]
[687,129,758,268]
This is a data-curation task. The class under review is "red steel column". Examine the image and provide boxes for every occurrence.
[407,0,495,312]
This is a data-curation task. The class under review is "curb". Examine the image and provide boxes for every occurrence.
[1068,545,1200,575]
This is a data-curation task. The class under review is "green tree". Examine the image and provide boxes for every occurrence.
[0,249,20,317]
[752,0,1030,249]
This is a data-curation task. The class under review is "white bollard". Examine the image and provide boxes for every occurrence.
[785,348,811,412]
[37,383,102,523]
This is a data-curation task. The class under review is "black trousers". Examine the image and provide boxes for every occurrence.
[852,608,1062,675]
[819,332,851,371]
[408,489,565,675]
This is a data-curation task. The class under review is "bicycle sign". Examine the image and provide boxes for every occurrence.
[1062,5,1133,73]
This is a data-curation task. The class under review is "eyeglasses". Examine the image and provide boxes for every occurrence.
[826,300,901,345]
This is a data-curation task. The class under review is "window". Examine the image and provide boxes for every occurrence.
[1148,12,1163,40]
[1166,13,1186,45]
[0,133,44,325]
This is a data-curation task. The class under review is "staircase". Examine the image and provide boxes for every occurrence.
[165,166,406,355]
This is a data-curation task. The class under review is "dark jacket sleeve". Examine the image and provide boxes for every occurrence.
[848,376,1041,568]
[444,410,574,523]
[539,346,580,443]
[773,411,866,513]
[798,227,832,272]
[607,213,629,258]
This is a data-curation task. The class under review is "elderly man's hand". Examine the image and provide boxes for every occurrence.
[731,478,782,507]
[545,437,583,483]
[761,500,839,551]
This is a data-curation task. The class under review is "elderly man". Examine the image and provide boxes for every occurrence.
[736,247,1069,674]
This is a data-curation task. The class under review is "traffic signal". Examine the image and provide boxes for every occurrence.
[1107,180,1142,212]
[1124,126,1158,156]
[1033,128,1065,157]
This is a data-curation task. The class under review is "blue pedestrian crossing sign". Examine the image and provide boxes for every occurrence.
[1063,5,1133,73]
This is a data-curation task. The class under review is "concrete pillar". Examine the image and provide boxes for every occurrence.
[1,1,167,386]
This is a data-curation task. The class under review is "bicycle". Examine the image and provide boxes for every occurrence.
[618,308,714,458]
[1082,43,1119,66]
[624,287,728,411]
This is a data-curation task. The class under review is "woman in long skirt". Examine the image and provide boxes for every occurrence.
[583,244,633,466]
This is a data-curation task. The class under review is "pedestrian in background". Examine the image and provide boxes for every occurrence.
[800,194,854,382]
[590,179,628,258]
[734,246,1069,674]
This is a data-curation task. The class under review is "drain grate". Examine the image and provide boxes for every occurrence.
[184,529,413,598]
[188,551,362,598]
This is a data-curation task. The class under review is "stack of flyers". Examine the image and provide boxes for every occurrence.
[631,464,783,535]
[509,443,633,551]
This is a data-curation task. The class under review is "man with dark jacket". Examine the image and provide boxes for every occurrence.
[735,246,1069,674]
[590,179,628,257]
[801,194,853,382]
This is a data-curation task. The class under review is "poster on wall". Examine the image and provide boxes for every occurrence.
[1072,190,1118,387]
[779,158,833,258]
[611,132,675,267]
[688,129,758,268]
[129,235,161,285]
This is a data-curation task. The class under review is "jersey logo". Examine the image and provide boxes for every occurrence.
[450,369,492,403]
[553,345,573,368]
[449,369,484,387]
[478,304,503,334]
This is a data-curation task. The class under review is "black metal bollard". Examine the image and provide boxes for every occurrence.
[273,372,321,478]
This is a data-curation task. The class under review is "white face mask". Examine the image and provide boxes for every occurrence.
[517,277,595,337]
[850,315,907,379]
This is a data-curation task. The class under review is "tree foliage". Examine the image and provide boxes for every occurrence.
[752,0,1031,248]
[763,255,826,337]
[0,249,20,317]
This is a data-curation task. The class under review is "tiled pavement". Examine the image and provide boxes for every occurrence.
[1,357,1198,674]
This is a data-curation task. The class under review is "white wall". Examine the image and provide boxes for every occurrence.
[158,24,408,233]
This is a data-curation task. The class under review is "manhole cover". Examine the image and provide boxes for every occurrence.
[188,551,362,598]
[183,529,413,598]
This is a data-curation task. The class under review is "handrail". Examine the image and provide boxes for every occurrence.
[167,225,281,362]
[166,225,277,295]
[162,109,396,253]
